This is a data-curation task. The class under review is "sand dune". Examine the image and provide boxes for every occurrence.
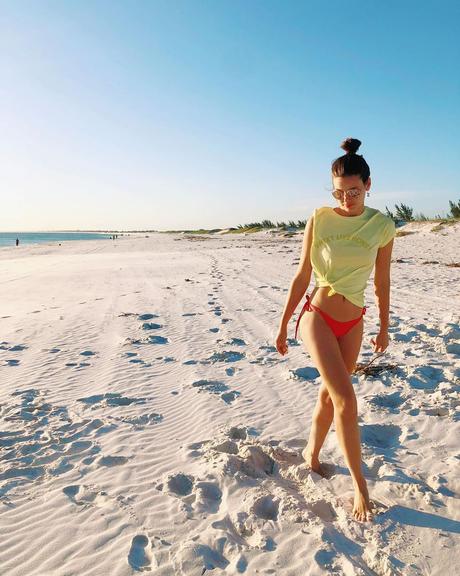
[0,222,459,575]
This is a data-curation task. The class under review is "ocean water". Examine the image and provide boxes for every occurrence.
[0,232,113,248]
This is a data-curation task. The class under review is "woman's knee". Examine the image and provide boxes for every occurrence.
[332,391,358,417]
[319,384,333,406]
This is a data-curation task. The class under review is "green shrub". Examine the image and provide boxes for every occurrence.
[448,199,460,218]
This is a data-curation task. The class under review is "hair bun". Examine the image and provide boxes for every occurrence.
[340,137,362,155]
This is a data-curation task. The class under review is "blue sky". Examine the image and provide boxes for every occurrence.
[1,0,458,231]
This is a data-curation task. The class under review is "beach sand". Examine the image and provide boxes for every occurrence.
[0,221,459,575]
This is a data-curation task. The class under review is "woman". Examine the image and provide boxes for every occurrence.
[275,137,396,523]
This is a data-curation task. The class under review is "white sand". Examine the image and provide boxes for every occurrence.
[0,220,459,575]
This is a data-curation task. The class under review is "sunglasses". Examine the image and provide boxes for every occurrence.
[332,188,365,199]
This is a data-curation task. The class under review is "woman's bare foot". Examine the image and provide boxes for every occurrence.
[301,448,329,478]
[353,484,374,522]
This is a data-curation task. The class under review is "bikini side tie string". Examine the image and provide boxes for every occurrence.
[294,294,311,340]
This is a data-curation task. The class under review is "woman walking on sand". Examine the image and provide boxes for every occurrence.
[275,137,396,523]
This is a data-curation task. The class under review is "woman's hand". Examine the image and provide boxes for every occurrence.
[370,330,390,353]
[275,327,289,356]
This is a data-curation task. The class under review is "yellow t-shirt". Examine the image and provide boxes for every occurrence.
[310,205,396,307]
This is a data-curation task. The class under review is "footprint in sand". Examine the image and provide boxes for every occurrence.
[206,350,245,363]
[250,494,279,521]
[221,390,241,403]
[209,438,276,479]
[269,446,303,465]
[249,354,278,366]
[3,359,20,366]
[360,423,402,454]
[162,472,222,515]
[191,379,240,404]
[440,324,460,355]
[120,413,163,428]
[424,406,450,417]
[406,365,445,390]
[165,472,194,496]
[97,455,130,467]
[63,484,110,507]
[259,344,277,352]
[50,458,74,476]
[367,391,406,413]
[138,313,160,321]
[128,535,153,572]
[193,481,223,514]
[147,335,169,344]
[289,367,320,381]
[392,330,420,343]
[445,343,460,356]
[65,440,97,456]
[77,392,146,407]
[309,499,337,522]
[141,322,162,330]
[8,344,27,352]
[122,351,145,364]
[314,548,337,570]
[413,323,441,337]
[226,338,246,346]
[171,541,229,573]
[183,440,207,459]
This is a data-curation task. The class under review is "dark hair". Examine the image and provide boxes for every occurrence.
[331,137,370,183]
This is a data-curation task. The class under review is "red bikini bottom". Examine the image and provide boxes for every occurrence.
[295,293,366,340]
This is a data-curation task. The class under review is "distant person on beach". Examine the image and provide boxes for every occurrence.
[276,137,396,523]
[15,238,19,246]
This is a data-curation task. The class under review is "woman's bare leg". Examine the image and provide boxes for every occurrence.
[299,312,373,522]
[300,315,362,473]
[302,382,334,475]
[336,318,373,521]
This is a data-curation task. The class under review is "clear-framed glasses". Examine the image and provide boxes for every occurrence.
[331,187,364,199]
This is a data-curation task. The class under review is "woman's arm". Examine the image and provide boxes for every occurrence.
[372,238,394,350]
[278,214,314,332]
